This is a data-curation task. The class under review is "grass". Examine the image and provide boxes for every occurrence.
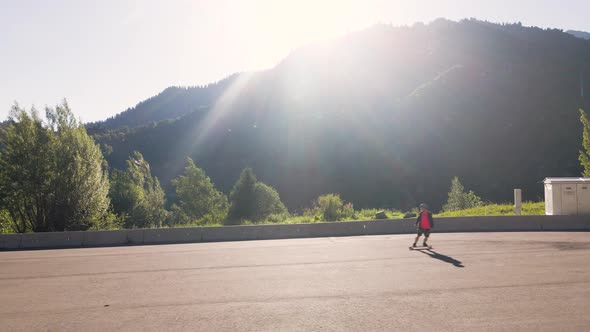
[0,203,546,233]
[435,201,545,217]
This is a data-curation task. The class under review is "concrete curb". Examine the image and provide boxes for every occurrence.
[1,215,589,250]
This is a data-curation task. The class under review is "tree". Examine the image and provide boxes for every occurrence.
[109,151,167,228]
[171,158,228,224]
[442,176,483,212]
[579,109,590,177]
[46,102,111,230]
[0,102,110,232]
[228,168,287,223]
[228,168,258,222]
[253,182,287,220]
[109,169,136,218]
[0,106,54,232]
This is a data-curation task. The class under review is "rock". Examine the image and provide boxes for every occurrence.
[375,210,387,219]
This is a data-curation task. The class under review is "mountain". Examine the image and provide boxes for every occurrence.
[90,19,590,211]
[567,30,590,40]
[88,74,239,130]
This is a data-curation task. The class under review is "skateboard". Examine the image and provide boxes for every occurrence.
[409,245,432,250]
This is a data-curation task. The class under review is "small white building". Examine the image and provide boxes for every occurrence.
[544,178,590,215]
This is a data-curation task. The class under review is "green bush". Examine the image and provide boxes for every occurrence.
[374,210,388,219]
[262,212,291,224]
[164,204,192,227]
[314,194,344,221]
[311,194,358,221]
[88,211,124,231]
[403,211,417,218]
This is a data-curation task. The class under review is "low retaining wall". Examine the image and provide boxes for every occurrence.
[1,215,589,250]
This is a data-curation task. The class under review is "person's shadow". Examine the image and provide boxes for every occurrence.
[418,249,464,268]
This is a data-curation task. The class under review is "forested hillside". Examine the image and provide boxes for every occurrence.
[89,19,590,211]
[88,74,239,130]
[568,30,590,40]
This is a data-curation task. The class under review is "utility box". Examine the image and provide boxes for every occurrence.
[544,178,590,215]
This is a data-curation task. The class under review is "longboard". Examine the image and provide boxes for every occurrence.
[409,245,432,250]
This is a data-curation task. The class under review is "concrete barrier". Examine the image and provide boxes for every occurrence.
[0,234,22,249]
[256,223,313,240]
[541,215,590,231]
[2,215,589,251]
[201,225,260,242]
[435,216,544,233]
[308,221,366,237]
[143,227,202,244]
[20,231,83,249]
[82,229,143,247]
[364,219,414,235]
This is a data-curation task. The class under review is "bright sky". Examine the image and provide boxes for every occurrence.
[1,0,589,122]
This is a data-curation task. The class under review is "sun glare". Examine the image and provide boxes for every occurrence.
[231,0,371,70]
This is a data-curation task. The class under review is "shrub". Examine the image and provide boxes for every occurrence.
[375,210,388,219]
[403,211,417,218]
[312,194,356,221]
[88,211,124,231]
[164,204,192,227]
[315,194,344,221]
[262,212,291,223]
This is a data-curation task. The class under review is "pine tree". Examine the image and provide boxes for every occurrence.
[579,109,590,177]
[228,168,287,223]
[228,168,258,222]
[172,158,228,224]
[443,176,483,212]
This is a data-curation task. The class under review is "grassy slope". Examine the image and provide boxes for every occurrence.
[1,203,546,233]
[435,201,545,217]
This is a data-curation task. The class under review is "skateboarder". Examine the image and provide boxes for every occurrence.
[413,203,434,247]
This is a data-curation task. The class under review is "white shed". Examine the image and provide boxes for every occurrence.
[544,178,590,215]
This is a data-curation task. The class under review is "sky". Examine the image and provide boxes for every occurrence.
[1,0,589,123]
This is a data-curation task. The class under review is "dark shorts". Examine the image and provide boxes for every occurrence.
[417,228,431,237]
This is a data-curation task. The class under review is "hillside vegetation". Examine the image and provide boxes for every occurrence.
[88,19,590,212]
[436,201,545,217]
[3,19,589,233]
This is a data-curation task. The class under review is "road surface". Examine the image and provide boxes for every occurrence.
[1,232,589,331]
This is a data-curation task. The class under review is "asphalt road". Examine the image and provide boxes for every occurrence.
[1,232,589,331]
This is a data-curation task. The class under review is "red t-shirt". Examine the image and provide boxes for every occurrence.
[420,211,431,229]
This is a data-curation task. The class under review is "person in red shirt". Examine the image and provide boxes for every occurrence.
[413,203,434,247]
